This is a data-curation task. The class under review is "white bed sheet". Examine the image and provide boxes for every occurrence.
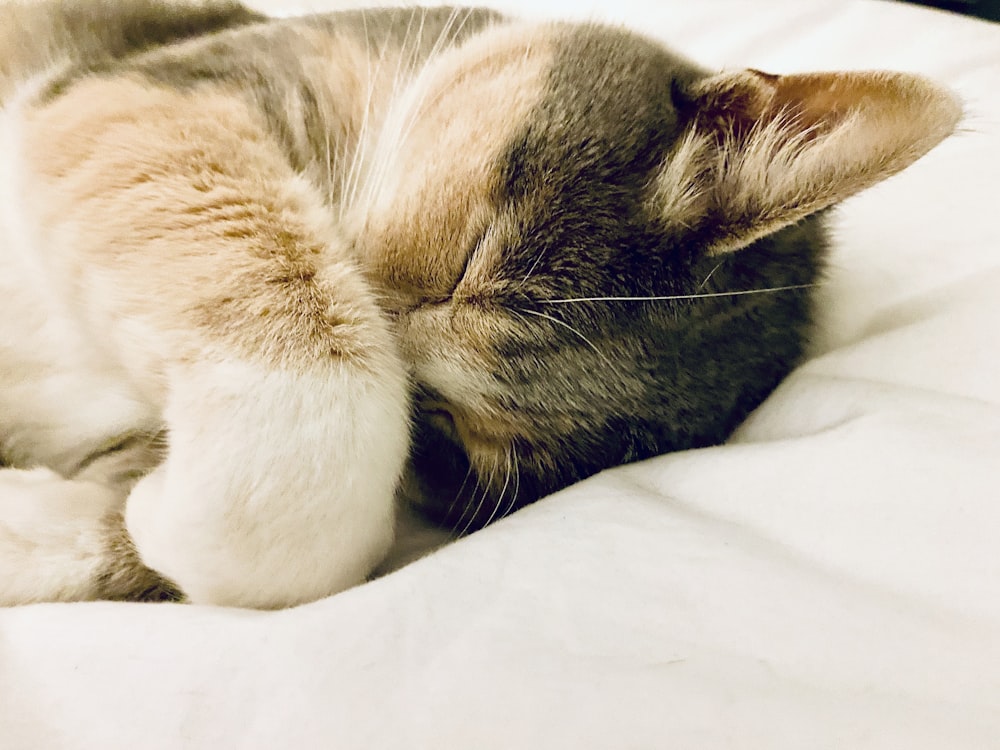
[2,1,998,747]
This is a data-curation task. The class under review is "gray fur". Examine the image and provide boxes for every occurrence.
[408,25,822,527]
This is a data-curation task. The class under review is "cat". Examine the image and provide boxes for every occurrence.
[0,0,960,608]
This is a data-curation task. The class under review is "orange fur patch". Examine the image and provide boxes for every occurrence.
[22,76,386,373]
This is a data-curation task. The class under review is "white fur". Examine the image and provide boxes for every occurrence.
[0,83,144,605]
[0,467,124,604]
[0,85,159,475]
[126,357,409,609]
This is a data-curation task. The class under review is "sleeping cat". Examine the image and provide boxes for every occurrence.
[0,0,960,608]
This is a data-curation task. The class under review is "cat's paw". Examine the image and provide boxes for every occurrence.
[124,359,408,609]
[0,467,123,604]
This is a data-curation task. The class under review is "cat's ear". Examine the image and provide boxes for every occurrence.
[654,69,962,254]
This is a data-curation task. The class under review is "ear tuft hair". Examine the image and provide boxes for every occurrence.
[653,68,962,253]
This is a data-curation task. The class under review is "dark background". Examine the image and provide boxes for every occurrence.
[902,0,1000,21]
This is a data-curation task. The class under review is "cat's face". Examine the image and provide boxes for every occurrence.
[349,20,959,531]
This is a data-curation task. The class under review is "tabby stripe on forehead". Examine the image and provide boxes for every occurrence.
[496,24,689,302]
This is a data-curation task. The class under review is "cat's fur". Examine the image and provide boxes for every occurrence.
[0,1,960,608]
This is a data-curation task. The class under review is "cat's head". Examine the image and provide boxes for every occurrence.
[349,18,960,531]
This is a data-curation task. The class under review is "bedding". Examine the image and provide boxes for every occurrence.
[2,0,998,747]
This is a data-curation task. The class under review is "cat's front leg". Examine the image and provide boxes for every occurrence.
[15,76,411,608]
[125,352,409,609]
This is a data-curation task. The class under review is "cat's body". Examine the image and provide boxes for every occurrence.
[0,1,428,606]
[0,1,960,608]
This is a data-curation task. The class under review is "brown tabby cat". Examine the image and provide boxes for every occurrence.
[0,1,960,608]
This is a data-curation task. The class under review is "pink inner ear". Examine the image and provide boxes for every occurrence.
[696,69,919,145]
[765,71,893,130]
[689,69,823,144]
[717,70,855,143]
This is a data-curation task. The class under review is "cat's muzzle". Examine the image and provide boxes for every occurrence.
[403,410,503,533]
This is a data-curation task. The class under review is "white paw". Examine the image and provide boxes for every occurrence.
[125,360,408,609]
[0,467,125,604]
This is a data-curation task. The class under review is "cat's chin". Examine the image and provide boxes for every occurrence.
[402,415,477,532]
[402,413,515,534]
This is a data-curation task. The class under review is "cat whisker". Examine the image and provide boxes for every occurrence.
[442,463,474,537]
[389,6,462,138]
[511,307,617,370]
[341,9,383,221]
[516,242,549,291]
[481,448,513,529]
[413,8,429,60]
[392,8,474,150]
[336,122,351,209]
[696,260,725,291]
[344,7,417,223]
[350,10,419,226]
[432,8,475,68]
[468,467,497,537]
[456,463,496,538]
[361,7,471,219]
[371,9,422,201]
[394,8,427,116]
[447,459,482,537]
[339,10,370,217]
[504,449,521,520]
[374,8,437,192]
[539,283,814,305]
[322,107,335,206]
